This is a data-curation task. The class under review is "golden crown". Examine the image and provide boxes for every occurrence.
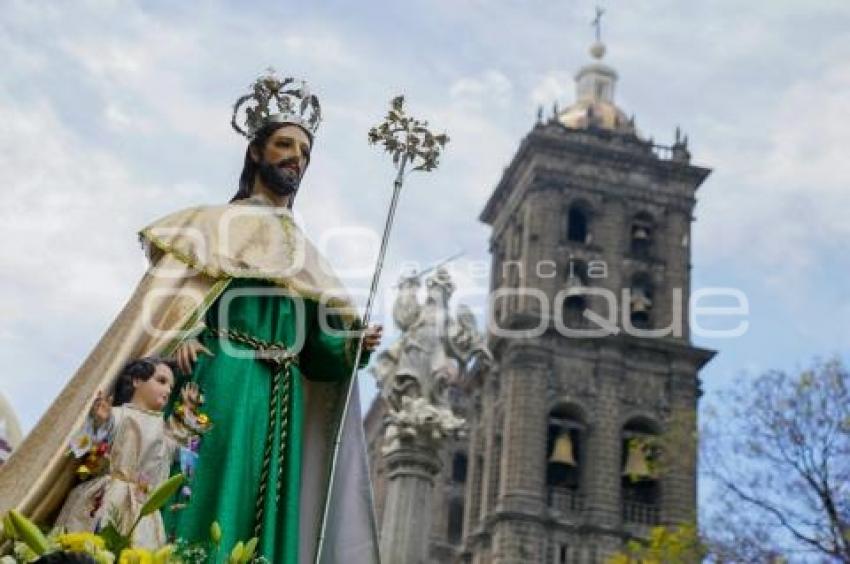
[230,68,321,140]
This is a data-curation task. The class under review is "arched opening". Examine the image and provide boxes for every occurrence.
[558,543,570,564]
[452,451,468,483]
[447,497,464,544]
[629,272,654,329]
[563,259,589,328]
[487,434,502,511]
[511,222,523,258]
[546,404,585,514]
[566,204,591,244]
[621,418,661,525]
[630,212,654,258]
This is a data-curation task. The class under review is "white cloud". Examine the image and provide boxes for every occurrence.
[2,0,849,435]
[0,96,162,426]
[529,71,573,107]
[696,59,850,282]
[449,70,513,110]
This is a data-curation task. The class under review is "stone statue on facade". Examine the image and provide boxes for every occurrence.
[371,267,492,453]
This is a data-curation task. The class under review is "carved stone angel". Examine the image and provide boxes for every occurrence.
[372,267,492,452]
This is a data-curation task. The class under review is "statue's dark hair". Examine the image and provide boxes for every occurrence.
[230,122,312,204]
[110,357,178,406]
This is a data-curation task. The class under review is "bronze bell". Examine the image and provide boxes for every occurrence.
[566,273,584,292]
[632,226,650,241]
[630,289,652,313]
[549,431,577,467]
[622,441,654,480]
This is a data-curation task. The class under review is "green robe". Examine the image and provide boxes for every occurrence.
[0,196,379,564]
[164,277,366,563]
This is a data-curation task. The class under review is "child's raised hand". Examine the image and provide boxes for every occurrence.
[91,390,112,425]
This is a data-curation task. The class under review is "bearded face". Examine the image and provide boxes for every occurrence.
[257,158,300,197]
[250,124,312,200]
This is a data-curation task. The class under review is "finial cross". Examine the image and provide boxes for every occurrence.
[591,5,605,43]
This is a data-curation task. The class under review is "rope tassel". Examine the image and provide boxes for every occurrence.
[207,327,298,539]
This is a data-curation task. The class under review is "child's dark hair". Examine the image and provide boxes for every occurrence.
[111,356,178,406]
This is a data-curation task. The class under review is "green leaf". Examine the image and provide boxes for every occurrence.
[99,522,131,554]
[140,473,185,518]
[2,513,17,541]
[8,510,49,556]
[210,521,222,546]
[240,537,258,563]
[229,541,244,564]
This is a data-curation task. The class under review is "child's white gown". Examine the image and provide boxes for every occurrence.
[55,404,183,549]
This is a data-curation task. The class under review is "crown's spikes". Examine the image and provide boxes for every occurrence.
[231,69,322,140]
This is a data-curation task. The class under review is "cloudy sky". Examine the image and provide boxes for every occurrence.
[2,0,849,506]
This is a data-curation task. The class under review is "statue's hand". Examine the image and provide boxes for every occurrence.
[173,339,213,375]
[362,325,384,352]
[90,390,112,426]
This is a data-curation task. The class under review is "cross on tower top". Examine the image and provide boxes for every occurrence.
[591,6,605,43]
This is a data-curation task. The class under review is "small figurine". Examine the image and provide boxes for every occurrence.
[53,357,211,550]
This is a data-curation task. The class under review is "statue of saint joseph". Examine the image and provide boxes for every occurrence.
[0,71,383,564]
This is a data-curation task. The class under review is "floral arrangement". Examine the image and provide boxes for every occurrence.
[0,475,265,564]
[68,420,111,482]
[171,395,212,437]
[168,390,213,511]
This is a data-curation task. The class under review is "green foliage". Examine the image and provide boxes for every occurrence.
[126,473,185,542]
[7,511,48,556]
[209,521,222,546]
[98,521,130,555]
[0,474,269,563]
[139,474,185,519]
[608,523,707,564]
[229,541,244,564]
[241,538,258,564]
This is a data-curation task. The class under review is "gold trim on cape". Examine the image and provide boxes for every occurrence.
[0,201,379,563]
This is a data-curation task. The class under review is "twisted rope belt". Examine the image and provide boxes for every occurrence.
[207,327,299,539]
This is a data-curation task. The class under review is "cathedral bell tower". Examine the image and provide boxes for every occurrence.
[461,25,716,563]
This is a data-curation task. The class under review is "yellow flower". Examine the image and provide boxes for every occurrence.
[118,548,154,564]
[57,531,106,553]
[153,545,174,564]
[76,464,92,481]
[94,550,117,564]
[210,521,222,545]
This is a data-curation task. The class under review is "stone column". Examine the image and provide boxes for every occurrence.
[660,208,692,341]
[462,394,484,536]
[660,358,699,524]
[583,346,624,529]
[491,348,548,563]
[380,443,442,564]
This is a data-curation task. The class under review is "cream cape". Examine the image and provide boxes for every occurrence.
[0,197,379,564]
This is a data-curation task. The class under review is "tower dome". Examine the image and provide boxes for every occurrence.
[557,40,638,136]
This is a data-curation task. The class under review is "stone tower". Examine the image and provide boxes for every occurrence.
[460,39,716,563]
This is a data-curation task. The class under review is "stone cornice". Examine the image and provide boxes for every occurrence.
[488,320,716,371]
[481,124,712,226]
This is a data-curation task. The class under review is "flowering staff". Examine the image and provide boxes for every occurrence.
[316,95,448,560]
